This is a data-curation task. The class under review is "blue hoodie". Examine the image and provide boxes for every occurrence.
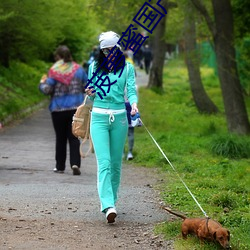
[39,65,87,112]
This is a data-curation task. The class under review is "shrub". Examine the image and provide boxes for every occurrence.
[210,135,250,159]
[210,191,237,209]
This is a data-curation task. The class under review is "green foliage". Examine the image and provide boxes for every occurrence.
[0,0,100,66]
[232,0,250,39]
[233,0,250,99]
[166,0,212,44]
[236,37,250,95]
[210,192,238,209]
[129,58,250,249]
[210,135,250,159]
[165,3,184,44]
[0,60,49,122]
[92,0,146,35]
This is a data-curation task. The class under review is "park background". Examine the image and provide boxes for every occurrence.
[0,0,249,249]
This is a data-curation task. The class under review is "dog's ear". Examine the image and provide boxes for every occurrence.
[213,231,217,240]
[227,230,230,240]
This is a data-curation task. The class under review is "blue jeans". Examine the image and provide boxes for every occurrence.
[90,111,128,212]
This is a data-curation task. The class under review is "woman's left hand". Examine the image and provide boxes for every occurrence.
[131,103,138,116]
[85,87,96,97]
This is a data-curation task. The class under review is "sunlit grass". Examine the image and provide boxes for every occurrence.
[129,58,250,250]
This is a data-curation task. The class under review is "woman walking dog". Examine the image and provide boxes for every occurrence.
[85,31,138,223]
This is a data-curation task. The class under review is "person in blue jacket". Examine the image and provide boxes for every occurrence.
[85,31,138,223]
[39,45,87,175]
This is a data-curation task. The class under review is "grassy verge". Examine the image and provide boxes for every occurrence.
[0,60,50,124]
[129,59,250,250]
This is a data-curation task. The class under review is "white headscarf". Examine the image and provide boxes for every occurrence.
[99,31,121,49]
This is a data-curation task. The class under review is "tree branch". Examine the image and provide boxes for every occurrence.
[190,0,216,37]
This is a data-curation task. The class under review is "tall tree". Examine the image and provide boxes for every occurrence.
[148,1,178,90]
[148,1,168,89]
[191,0,250,134]
[184,1,218,114]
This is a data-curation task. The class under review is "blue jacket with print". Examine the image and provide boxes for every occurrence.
[39,67,87,112]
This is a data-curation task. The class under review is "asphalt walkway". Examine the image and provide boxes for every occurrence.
[0,70,172,249]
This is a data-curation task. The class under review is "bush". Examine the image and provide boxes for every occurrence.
[0,60,48,122]
[210,191,237,209]
[210,135,250,159]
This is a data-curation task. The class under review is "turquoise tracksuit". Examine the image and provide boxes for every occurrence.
[88,62,137,212]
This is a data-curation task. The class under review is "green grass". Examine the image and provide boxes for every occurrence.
[129,58,250,250]
[1,57,249,249]
[0,60,50,123]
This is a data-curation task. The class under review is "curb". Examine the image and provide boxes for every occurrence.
[0,100,48,128]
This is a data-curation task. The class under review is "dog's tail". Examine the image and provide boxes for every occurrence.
[162,206,187,220]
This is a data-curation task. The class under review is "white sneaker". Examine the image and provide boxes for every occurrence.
[53,168,64,173]
[127,152,133,160]
[105,207,117,223]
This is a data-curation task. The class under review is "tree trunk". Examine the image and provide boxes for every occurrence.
[212,0,250,134]
[184,3,218,114]
[190,0,250,134]
[148,0,168,90]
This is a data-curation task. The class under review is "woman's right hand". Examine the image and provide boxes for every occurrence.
[131,103,138,116]
[40,74,47,83]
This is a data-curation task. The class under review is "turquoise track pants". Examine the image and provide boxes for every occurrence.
[90,111,128,212]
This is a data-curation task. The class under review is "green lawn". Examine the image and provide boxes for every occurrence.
[128,58,250,250]
[1,57,249,249]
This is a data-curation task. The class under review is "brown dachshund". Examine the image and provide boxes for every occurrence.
[162,207,231,249]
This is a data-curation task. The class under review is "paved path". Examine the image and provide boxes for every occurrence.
[0,106,164,224]
[0,72,174,249]
[135,68,149,88]
[0,69,153,224]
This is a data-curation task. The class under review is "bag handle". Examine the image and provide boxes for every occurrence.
[83,94,88,105]
[80,138,93,158]
[78,106,94,158]
[79,64,94,158]
[79,110,93,158]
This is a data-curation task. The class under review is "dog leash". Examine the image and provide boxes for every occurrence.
[139,118,209,218]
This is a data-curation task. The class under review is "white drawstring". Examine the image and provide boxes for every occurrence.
[92,107,125,125]
[109,112,115,124]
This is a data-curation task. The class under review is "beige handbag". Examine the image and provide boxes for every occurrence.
[72,95,93,158]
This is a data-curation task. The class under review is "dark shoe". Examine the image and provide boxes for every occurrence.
[53,168,64,173]
[72,165,81,175]
[106,207,117,223]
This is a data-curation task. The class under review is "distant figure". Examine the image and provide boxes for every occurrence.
[124,51,137,160]
[143,45,152,74]
[124,50,134,65]
[83,46,100,72]
[133,46,144,69]
[39,45,87,175]
[88,46,99,65]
